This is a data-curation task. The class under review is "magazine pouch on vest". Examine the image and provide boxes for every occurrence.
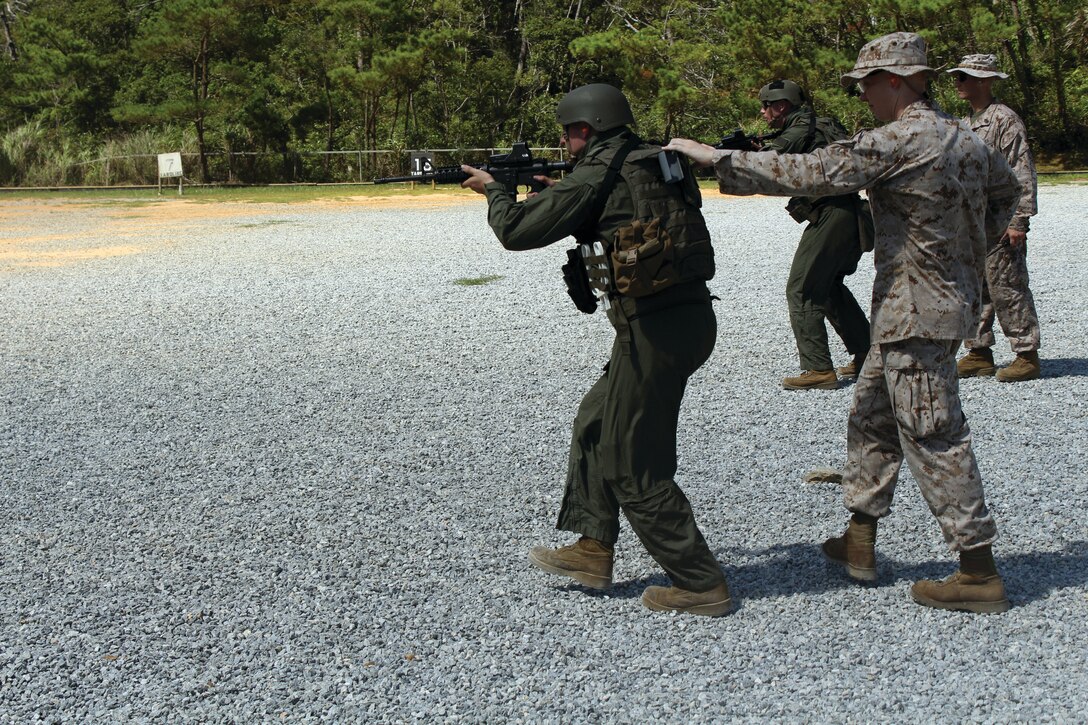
[611,218,675,297]
[607,146,714,298]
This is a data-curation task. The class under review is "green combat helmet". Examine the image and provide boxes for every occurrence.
[758,79,807,107]
[556,83,635,131]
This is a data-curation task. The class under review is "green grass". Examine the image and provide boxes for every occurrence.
[1038,172,1088,184]
[454,274,503,286]
[0,182,479,204]
[0,170,1081,206]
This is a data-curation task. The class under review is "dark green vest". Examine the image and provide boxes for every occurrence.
[576,135,715,308]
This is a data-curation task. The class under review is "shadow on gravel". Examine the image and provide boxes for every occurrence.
[893,541,1088,606]
[552,575,672,601]
[702,541,1088,606]
[1039,357,1088,378]
[710,542,879,601]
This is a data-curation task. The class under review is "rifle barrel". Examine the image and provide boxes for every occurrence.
[375,159,573,185]
[374,165,470,185]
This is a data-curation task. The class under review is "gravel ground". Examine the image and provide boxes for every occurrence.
[1,186,1086,721]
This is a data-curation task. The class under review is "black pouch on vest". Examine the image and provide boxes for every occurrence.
[562,247,598,314]
[564,136,641,313]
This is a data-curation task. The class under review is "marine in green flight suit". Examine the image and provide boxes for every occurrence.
[460,84,731,617]
[758,80,871,391]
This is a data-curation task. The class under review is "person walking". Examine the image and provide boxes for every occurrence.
[459,84,731,617]
[665,32,1022,613]
[949,54,1042,382]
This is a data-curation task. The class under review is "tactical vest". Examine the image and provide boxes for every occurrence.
[575,139,715,308]
[806,114,849,149]
[785,112,854,223]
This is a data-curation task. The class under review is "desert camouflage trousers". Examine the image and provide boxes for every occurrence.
[965,239,1040,352]
[843,338,998,551]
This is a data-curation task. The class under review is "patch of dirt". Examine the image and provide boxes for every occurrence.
[0,194,483,268]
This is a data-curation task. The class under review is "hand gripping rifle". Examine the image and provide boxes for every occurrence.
[714,128,778,151]
[374,142,573,200]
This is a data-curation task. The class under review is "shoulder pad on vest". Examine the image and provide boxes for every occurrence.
[815,116,849,143]
[624,147,662,163]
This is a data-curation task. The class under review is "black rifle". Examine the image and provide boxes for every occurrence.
[714,128,777,151]
[374,142,573,199]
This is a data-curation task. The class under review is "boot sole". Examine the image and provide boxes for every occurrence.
[782,381,839,390]
[910,590,1011,614]
[958,367,996,378]
[528,550,612,590]
[641,591,733,617]
[996,372,1040,383]
[822,548,877,582]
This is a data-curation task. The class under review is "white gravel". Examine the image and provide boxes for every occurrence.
[2,186,1086,721]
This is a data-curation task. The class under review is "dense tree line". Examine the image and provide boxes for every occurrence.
[0,0,1084,185]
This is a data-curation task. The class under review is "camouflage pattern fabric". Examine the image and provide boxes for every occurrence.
[712,100,1022,344]
[964,102,1041,352]
[966,240,1041,352]
[843,339,998,551]
[968,102,1037,231]
[711,99,1020,552]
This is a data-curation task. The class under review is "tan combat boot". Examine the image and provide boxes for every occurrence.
[910,544,1010,614]
[996,351,1041,382]
[782,369,838,390]
[528,537,613,589]
[836,353,867,379]
[822,513,878,581]
[957,347,996,377]
[641,580,732,617]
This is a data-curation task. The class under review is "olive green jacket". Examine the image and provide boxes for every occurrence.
[483,127,637,251]
[762,107,848,211]
[762,107,822,155]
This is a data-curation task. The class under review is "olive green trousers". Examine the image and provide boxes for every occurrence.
[787,201,870,371]
[556,295,725,592]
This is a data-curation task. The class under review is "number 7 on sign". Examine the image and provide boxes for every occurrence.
[157,152,184,195]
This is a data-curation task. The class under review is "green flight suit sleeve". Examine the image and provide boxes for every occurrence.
[483,173,599,251]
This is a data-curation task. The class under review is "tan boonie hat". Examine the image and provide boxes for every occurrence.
[840,31,937,88]
[947,53,1009,79]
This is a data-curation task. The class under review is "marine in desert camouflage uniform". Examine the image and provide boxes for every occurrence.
[949,54,1042,382]
[665,32,1022,613]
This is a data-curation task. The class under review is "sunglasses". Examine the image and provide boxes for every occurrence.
[761,101,772,109]
[857,74,885,94]
[953,72,971,83]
